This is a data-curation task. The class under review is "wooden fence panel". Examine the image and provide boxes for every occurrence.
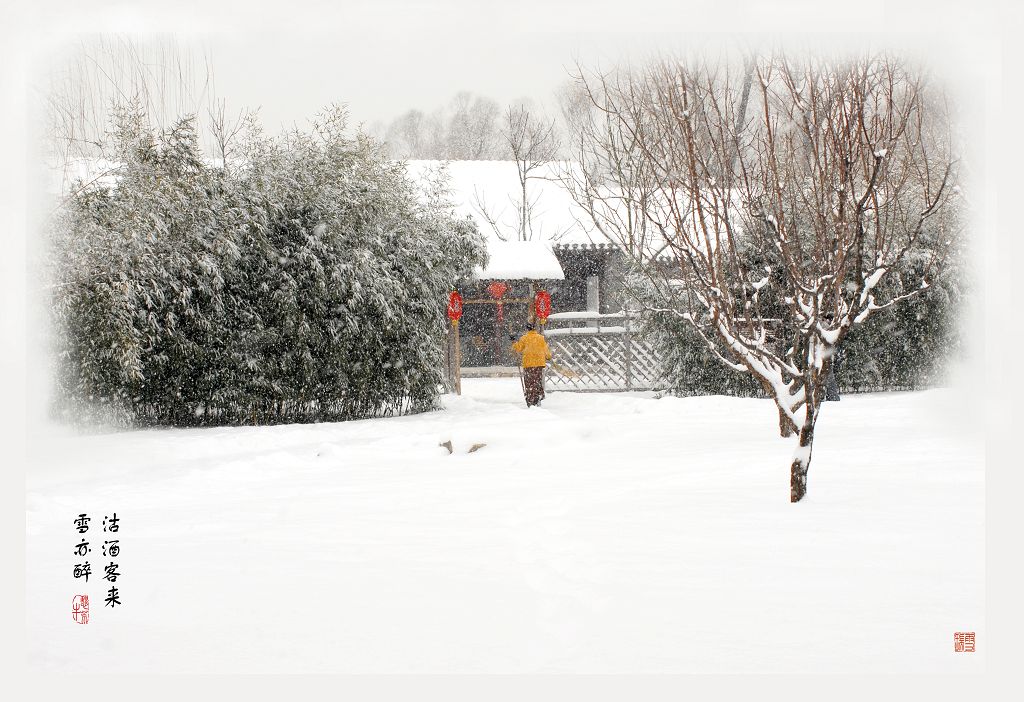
[546,329,667,392]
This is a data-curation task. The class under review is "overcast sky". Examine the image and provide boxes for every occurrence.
[202,31,692,131]
[28,0,1001,148]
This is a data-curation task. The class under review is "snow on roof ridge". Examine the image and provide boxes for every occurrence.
[473,239,565,281]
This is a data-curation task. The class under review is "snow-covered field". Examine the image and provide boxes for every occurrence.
[26,380,984,673]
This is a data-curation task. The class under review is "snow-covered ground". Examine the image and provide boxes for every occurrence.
[26,380,984,673]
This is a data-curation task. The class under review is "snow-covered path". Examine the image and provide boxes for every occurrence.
[26,380,984,672]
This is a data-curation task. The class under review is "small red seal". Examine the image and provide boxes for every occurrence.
[953,632,975,652]
[72,594,90,624]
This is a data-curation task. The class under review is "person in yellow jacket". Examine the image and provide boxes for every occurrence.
[510,325,551,407]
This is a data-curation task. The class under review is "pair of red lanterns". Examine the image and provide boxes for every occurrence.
[447,287,551,326]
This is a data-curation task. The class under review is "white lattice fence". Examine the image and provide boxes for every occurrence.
[546,331,666,392]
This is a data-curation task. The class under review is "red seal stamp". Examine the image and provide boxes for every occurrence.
[72,594,90,624]
[953,632,975,652]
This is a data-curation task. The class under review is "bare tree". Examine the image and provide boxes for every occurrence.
[43,35,218,196]
[447,92,501,159]
[502,102,560,241]
[207,98,254,166]
[384,109,430,159]
[380,93,502,160]
[557,74,663,256]
[569,52,960,502]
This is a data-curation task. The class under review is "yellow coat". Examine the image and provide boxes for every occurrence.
[512,330,552,368]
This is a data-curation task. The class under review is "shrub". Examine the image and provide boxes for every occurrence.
[50,106,486,426]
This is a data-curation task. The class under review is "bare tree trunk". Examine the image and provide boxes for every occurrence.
[728,57,755,177]
[521,176,528,240]
[790,403,817,502]
[778,405,796,438]
[761,375,797,438]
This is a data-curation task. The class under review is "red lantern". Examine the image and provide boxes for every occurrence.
[447,291,463,324]
[487,281,509,325]
[486,281,508,299]
[534,290,552,324]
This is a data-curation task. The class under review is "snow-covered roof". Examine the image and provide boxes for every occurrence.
[473,240,564,280]
[402,160,741,262]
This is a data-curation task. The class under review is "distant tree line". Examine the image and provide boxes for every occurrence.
[371,91,563,162]
[49,104,486,427]
[374,92,564,242]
